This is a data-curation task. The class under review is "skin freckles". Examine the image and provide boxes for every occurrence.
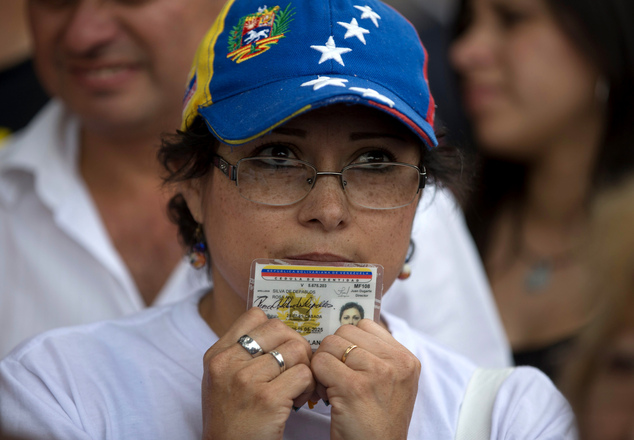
[184,105,422,338]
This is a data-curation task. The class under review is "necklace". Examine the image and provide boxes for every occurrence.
[519,245,575,293]
[512,208,578,294]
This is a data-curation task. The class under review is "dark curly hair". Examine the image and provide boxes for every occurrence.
[159,114,471,258]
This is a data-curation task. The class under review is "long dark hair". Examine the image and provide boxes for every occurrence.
[456,0,634,258]
[159,114,469,253]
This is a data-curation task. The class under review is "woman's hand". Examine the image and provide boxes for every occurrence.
[201,307,315,440]
[311,319,421,440]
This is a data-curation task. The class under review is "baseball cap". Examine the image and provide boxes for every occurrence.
[181,0,437,149]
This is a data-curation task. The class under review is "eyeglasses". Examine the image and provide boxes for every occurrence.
[212,155,426,210]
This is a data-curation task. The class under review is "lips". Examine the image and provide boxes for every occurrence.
[461,83,503,115]
[68,62,141,91]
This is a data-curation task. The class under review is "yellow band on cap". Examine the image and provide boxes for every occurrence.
[181,0,237,131]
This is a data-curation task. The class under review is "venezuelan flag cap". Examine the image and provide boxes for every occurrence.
[181,0,437,149]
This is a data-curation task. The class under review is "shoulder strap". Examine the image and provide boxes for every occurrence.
[454,367,515,440]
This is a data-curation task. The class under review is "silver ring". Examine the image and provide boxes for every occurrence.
[237,335,264,357]
[269,350,286,374]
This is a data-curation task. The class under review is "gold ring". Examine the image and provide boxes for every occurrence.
[341,344,358,364]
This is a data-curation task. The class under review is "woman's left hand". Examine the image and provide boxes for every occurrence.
[311,319,421,440]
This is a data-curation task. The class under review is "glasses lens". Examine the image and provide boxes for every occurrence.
[343,163,420,209]
[236,157,315,205]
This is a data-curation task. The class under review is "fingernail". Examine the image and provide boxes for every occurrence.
[292,406,301,412]
[324,400,330,407]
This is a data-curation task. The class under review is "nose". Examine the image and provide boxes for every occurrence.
[62,2,120,56]
[297,173,349,231]
[450,16,497,73]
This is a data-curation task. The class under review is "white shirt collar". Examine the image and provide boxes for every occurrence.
[0,99,80,211]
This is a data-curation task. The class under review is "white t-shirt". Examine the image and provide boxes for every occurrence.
[0,292,574,439]
[383,188,511,367]
[0,100,509,366]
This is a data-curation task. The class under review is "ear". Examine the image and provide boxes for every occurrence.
[178,178,205,225]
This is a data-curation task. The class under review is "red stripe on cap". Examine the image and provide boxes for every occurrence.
[422,45,435,125]
[382,2,436,128]
[367,101,435,148]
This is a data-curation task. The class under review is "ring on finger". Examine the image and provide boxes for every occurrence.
[237,335,264,358]
[269,350,286,374]
[341,344,358,364]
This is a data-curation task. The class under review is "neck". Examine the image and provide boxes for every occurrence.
[517,117,602,253]
[80,127,165,191]
[0,0,31,70]
[524,114,603,226]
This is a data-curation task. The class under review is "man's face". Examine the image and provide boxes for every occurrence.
[28,0,225,135]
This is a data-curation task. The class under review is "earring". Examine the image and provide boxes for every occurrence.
[398,263,412,280]
[398,239,415,280]
[188,225,207,269]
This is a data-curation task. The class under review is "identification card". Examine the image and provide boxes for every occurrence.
[248,259,384,350]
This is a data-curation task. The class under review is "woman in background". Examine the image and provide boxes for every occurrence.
[450,0,634,380]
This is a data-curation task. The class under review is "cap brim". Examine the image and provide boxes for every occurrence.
[198,74,437,149]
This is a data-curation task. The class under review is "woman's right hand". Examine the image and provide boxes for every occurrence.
[201,307,315,440]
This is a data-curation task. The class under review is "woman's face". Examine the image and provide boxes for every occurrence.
[340,308,362,326]
[581,316,634,440]
[186,105,421,306]
[450,0,601,158]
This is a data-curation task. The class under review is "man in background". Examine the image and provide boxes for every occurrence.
[0,0,225,357]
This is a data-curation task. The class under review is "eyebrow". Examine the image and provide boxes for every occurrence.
[271,127,307,137]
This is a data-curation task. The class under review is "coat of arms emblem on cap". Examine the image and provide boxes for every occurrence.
[227,4,295,63]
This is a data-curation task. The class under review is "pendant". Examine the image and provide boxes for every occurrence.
[525,260,552,293]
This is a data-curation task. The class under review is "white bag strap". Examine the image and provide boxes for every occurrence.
[454,367,515,440]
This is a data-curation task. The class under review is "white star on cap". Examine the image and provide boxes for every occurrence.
[310,36,352,66]
[350,87,395,107]
[337,18,370,44]
[354,5,381,28]
[301,76,349,90]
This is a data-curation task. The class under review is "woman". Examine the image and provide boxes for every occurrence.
[339,303,364,326]
[562,177,634,439]
[0,0,573,438]
[450,0,634,380]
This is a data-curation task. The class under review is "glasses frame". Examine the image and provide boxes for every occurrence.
[212,154,427,209]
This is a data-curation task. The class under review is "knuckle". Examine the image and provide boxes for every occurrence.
[287,339,310,363]
[310,351,329,370]
[293,363,314,382]
[374,361,395,379]
[396,351,421,377]
[318,334,338,348]
[267,318,292,334]
[234,366,253,387]
[205,350,231,377]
